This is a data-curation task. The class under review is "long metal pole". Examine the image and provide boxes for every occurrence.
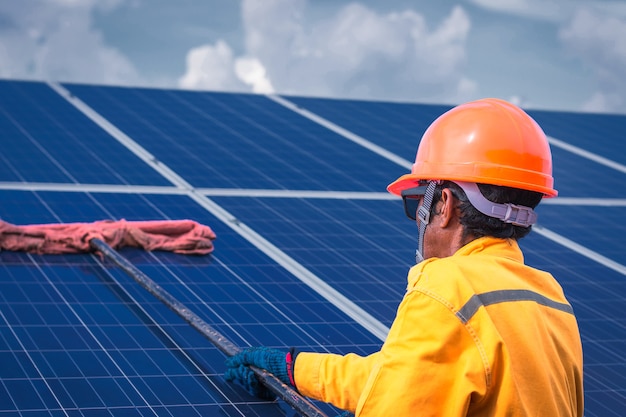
[89,238,328,417]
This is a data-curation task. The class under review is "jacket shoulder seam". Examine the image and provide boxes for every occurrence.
[409,286,493,398]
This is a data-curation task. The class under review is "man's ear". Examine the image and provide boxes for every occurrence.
[438,188,457,228]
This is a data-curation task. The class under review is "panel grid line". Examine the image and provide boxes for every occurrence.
[0,308,70,415]
[3,182,626,207]
[25,253,161,416]
[90,254,245,415]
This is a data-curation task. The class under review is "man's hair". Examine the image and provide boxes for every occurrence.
[430,181,543,241]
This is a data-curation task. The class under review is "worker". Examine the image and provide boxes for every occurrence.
[224,98,584,416]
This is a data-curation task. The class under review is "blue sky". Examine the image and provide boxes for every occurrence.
[1,0,626,114]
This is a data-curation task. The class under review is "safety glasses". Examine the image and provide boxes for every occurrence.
[401,185,428,221]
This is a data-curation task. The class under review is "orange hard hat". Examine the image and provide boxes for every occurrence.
[387,98,557,197]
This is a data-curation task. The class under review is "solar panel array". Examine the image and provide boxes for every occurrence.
[1,79,625,416]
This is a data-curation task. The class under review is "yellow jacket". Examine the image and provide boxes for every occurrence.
[294,237,583,416]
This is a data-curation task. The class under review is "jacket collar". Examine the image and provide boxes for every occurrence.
[453,236,523,263]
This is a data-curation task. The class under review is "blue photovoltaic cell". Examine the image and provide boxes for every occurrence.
[0,191,355,416]
[62,83,406,192]
[211,196,414,326]
[0,80,170,186]
[536,204,626,259]
[528,109,626,166]
[0,80,625,416]
[548,148,622,198]
[284,95,452,159]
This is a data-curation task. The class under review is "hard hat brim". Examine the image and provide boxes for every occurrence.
[387,172,558,198]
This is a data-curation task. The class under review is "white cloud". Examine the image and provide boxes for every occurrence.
[1,0,623,114]
[462,0,626,113]
[0,1,139,85]
[559,8,626,113]
[179,0,475,103]
[234,57,274,94]
[178,41,246,91]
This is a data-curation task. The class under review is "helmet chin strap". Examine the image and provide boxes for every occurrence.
[413,180,537,263]
[415,181,439,263]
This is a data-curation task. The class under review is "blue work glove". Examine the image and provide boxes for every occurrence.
[225,347,298,399]
[335,412,354,417]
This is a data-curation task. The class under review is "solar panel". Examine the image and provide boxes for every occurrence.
[1,79,625,416]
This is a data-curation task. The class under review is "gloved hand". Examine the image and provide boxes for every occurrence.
[335,412,354,417]
[225,347,298,399]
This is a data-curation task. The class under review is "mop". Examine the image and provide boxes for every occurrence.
[0,219,327,417]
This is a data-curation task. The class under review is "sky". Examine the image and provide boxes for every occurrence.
[1,0,626,114]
